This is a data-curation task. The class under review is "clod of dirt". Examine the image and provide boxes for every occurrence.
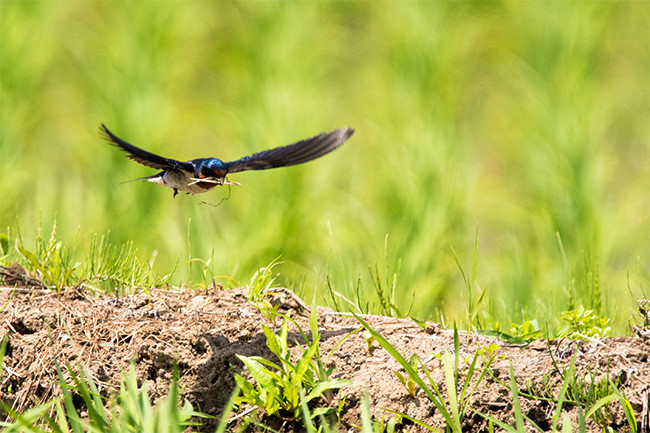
[1,283,649,432]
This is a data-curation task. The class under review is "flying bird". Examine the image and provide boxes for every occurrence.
[100,124,354,197]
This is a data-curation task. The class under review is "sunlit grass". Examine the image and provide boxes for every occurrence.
[1,223,171,294]
[2,1,650,333]
[0,354,213,432]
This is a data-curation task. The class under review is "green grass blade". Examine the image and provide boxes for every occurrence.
[299,387,317,433]
[382,408,442,433]
[584,393,617,419]
[550,355,576,432]
[360,391,374,433]
[293,336,319,384]
[443,350,462,432]
[355,313,455,426]
[236,355,279,389]
[472,410,523,433]
[55,364,85,433]
[304,378,351,403]
[215,386,240,433]
[509,363,526,432]
[611,380,637,432]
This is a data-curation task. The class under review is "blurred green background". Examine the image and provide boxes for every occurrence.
[2,1,650,333]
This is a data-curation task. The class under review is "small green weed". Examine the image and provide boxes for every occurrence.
[82,232,174,294]
[359,390,399,433]
[15,221,76,291]
[557,306,611,340]
[452,227,489,330]
[481,317,545,345]
[294,388,399,433]
[2,223,171,294]
[488,305,611,344]
[369,261,404,318]
[523,371,619,428]
[324,236,412,318]
[507,318,545,343]
[0,361,207,432]
[0,233,11,257]
[234,308,350,422]
[247,259,281,302]
[368,236,409,318]
[481,352,638,432]
[476,359,573,432]
[245,259,284,322]
[393,354,419,397]
[357,317,498,433]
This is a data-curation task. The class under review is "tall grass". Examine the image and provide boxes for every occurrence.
[2,1,650,333]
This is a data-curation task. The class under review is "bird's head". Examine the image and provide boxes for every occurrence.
[198,158,228,178]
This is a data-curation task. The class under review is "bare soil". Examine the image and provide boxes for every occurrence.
[1,264,649,432]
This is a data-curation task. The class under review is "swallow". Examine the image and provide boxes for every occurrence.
[100,124,354,197]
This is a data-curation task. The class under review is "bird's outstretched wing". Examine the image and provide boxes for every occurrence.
[225,127,354,174]
[100,124,195,172]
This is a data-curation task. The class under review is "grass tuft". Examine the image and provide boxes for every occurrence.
[1,222,172,294]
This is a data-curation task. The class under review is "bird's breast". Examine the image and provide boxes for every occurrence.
[150,169,217,193]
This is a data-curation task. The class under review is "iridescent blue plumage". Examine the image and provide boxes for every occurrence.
[100,124,353,197]
[194,158,228,179]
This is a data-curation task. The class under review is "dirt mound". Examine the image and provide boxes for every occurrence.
[1,280,649,431]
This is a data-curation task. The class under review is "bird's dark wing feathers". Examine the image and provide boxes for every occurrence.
[225,127,354,174]
[100,124,194,172]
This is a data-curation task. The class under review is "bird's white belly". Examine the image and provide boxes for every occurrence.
[148,169,217,194]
